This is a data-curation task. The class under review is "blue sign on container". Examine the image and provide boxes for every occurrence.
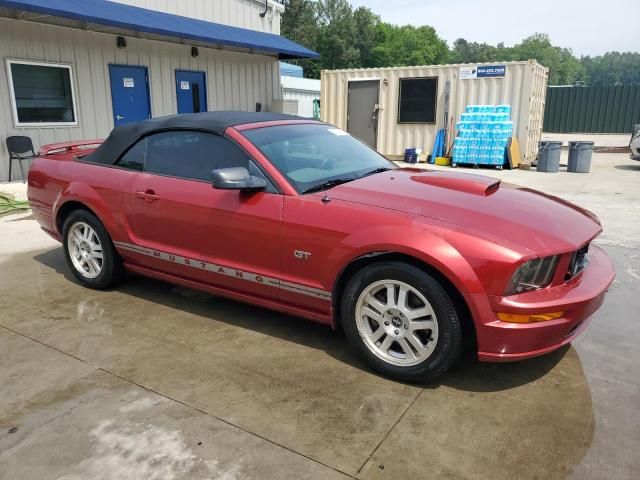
[477,65,506,78]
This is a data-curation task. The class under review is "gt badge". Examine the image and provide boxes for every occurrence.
[294,250,311,260]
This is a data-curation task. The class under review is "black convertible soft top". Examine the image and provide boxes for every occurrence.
[85,111,303,165]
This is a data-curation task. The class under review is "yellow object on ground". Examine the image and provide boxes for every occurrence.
[435,157,451,166]
[507,136,522,169]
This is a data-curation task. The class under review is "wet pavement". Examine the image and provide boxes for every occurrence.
[1,153,639,479]
[1,243,638,479]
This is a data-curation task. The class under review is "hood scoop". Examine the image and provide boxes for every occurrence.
[409,171,501,196]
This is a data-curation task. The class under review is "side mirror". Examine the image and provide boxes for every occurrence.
[211,167,267,191]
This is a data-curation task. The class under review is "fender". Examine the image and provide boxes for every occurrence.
[54,181,125,240]
[324,223,503,330]
[326,224,485,296]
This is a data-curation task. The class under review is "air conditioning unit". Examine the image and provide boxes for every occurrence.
[271,99,298,115]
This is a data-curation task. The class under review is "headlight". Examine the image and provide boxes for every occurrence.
[505,255,559,295]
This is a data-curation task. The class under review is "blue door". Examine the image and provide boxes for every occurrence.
[175,71,207,114]
[109,65,151,126]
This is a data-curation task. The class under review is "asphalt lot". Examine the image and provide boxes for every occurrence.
[1,151,639,479]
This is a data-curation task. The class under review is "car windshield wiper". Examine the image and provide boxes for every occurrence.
[301,177,356,194]
[360,167,393,178]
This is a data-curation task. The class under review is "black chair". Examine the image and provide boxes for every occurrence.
[6,135,37,182]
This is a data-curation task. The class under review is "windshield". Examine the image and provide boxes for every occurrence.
[243,124,396,193]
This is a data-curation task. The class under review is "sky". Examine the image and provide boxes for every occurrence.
[349,0,640,56]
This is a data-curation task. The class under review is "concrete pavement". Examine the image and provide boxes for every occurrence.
[1,152,639,479]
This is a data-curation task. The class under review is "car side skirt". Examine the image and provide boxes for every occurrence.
[114,241,331,301]
[124,263,333,325]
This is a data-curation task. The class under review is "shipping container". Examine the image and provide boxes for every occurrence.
[321,60,548,164]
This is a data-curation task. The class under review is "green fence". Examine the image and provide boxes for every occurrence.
[543,85,640,133]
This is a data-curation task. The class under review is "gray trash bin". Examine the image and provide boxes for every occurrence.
[568,141,594,173]
[537,140,562,172]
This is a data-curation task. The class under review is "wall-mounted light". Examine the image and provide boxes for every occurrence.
[116,36,127,49]
[191,46,199,58]
[383,78,388,86]
[259,0,268,17]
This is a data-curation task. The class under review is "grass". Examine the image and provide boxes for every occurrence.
[0,192,30,217]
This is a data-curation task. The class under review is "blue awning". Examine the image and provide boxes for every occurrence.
[0,0,319,59]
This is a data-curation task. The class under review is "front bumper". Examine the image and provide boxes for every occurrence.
[476,245,615,362]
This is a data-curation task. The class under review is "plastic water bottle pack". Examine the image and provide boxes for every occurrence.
[453,105,513,166]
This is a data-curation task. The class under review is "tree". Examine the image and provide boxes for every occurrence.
[449,38,504,64]
[510,34,585,85]
[280,0,320,77]
[281,3,637,86]
[314,0,360,71]
[581,52,640,86]
[371,24,449,68]
[353,6,380,67]
[281,0,379,77]
[280,0,317,49]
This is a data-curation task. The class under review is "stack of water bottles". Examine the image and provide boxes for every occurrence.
[453,105,513,167]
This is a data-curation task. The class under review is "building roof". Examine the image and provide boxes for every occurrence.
[86,111,303,165]
[280,61,304,78]
[0,0,318,59]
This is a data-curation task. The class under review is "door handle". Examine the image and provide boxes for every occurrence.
[135,190,160,202]
[117,115,125,120]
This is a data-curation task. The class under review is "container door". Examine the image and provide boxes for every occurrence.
[108,65,151,126]
[175,71,207,114]
[347,80,379,148]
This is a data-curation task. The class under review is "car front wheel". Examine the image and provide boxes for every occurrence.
[341,261,462,383]
[62,209,124,289]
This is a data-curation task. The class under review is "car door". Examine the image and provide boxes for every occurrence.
[124,130,282,301]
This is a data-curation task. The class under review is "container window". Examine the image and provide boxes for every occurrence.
[398,77,437,123]
[6,60,78,127]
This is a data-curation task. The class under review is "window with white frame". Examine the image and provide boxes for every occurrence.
[6,60,78,126]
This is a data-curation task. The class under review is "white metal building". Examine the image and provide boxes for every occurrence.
[321,60,548,163]
[0,0,317,181]
[281,76,320,118]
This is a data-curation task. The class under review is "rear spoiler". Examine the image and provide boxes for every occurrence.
[38,139,104,156]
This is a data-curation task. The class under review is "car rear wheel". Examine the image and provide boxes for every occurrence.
[341,261,462,383]
[63,210,124,289]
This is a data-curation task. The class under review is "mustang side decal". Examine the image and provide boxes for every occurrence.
[113,241,331,300]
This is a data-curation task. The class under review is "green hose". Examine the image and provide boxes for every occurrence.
[0,193,30,217]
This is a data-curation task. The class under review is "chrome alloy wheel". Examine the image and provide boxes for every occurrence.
[355,280,439,367]
[67,222,103,279]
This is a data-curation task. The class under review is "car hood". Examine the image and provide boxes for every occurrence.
[327,168,601,255]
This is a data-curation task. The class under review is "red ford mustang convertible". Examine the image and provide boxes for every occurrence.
[28,112,615,382]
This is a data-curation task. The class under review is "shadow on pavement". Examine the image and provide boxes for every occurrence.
[2,247,600,480]
[33,247,573,393]
[614,163,640,171]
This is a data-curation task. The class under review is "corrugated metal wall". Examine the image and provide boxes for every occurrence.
[112,0,283,34]
[321,60,549,163]
[0,17,280,181]
[281,76,320,118]
[543,85,640,133]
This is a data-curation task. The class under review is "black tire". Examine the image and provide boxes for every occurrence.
[341,261,462,383]
[62,209,125,289]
